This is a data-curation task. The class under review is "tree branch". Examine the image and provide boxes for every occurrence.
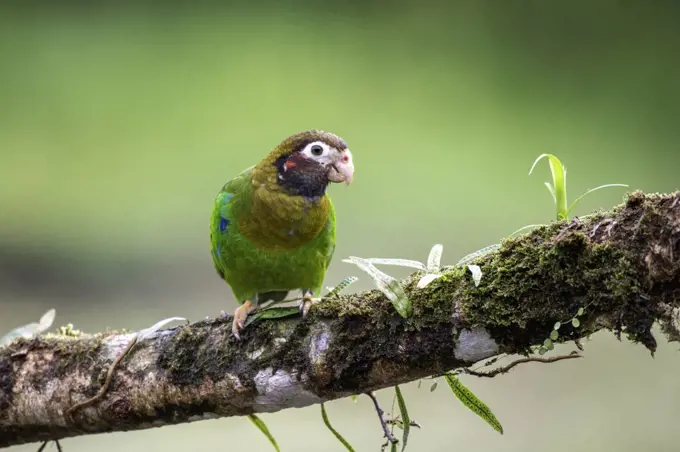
[2,190,680,448]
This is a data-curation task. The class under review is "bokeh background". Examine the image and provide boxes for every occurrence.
[2,1,680,451]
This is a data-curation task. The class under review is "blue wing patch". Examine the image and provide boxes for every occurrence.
[212,191,234,280]
[218,193,233,234]
[219,217,229,232]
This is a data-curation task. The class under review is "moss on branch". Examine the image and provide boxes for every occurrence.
[1,190,680,448]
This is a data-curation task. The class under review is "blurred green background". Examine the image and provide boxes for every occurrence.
[2,1,680,451]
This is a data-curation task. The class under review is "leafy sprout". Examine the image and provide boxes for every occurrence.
[345,243,489,310]
[348,244,444,289]
[529,153,628,221]
[342,256,412,317]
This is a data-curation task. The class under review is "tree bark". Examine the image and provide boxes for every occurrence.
[2,190,680,448]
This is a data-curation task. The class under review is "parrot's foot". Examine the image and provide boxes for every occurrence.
[232,300,255,340]
[298,291,321,317]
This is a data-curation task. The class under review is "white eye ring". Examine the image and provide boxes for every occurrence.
[301,141,334,162]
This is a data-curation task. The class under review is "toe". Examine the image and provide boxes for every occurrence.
[232,321,241,340]
[301,298,321,317]
[232,308,245,339]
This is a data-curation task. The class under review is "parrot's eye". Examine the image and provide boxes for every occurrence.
[310,145,324,156]
[300,141,332,161]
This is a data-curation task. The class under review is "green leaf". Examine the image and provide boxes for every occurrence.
[543,338,554,350]
[361,258,427,270]
[321,403,355,451]
[444,375,503,434]
[416,273,443,289]
[467,265,483,287]
[430,381,438,392]
[427,244,443,272]
[550,330,559,341]
[343,257,412,317]
[577,307,584,316]
[385,279,412,318]
[538,346,547,355]
[544,182,557,203]
[566,184,629,217]
[138,316,187,341]
[553,321,561,330]
[0,323,40,347]
[394,385,410,451]
[324,276,359,297]
[248,414,280,452]
[391,443,398,452]
[529,153,568,221]
[572,318,581,328]
[245,307,301,327]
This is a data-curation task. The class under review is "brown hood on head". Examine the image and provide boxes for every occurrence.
[254,130,354,197]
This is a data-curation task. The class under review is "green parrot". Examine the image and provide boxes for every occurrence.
[209,130,355,339]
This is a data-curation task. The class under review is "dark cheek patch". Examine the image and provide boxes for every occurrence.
[274,154,329,198]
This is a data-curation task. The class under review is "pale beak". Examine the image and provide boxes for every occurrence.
[327,149,354,186]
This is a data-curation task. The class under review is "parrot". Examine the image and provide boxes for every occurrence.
[209,130,355,339]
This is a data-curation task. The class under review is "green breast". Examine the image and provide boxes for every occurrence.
[239,165,332,252]
[210,167,337,301]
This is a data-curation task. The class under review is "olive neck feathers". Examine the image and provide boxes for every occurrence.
[238,162,331,251]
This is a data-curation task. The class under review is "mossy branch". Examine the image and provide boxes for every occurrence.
[1,190,680,449]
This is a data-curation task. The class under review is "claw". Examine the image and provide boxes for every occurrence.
[298,291,321,317]
[232,300,255,340]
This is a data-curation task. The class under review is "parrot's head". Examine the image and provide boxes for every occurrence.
[267,130,354,198]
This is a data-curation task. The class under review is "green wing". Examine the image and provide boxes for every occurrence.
[209,166,253,280]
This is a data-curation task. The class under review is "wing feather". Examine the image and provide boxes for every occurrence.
[210,166,254,279]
